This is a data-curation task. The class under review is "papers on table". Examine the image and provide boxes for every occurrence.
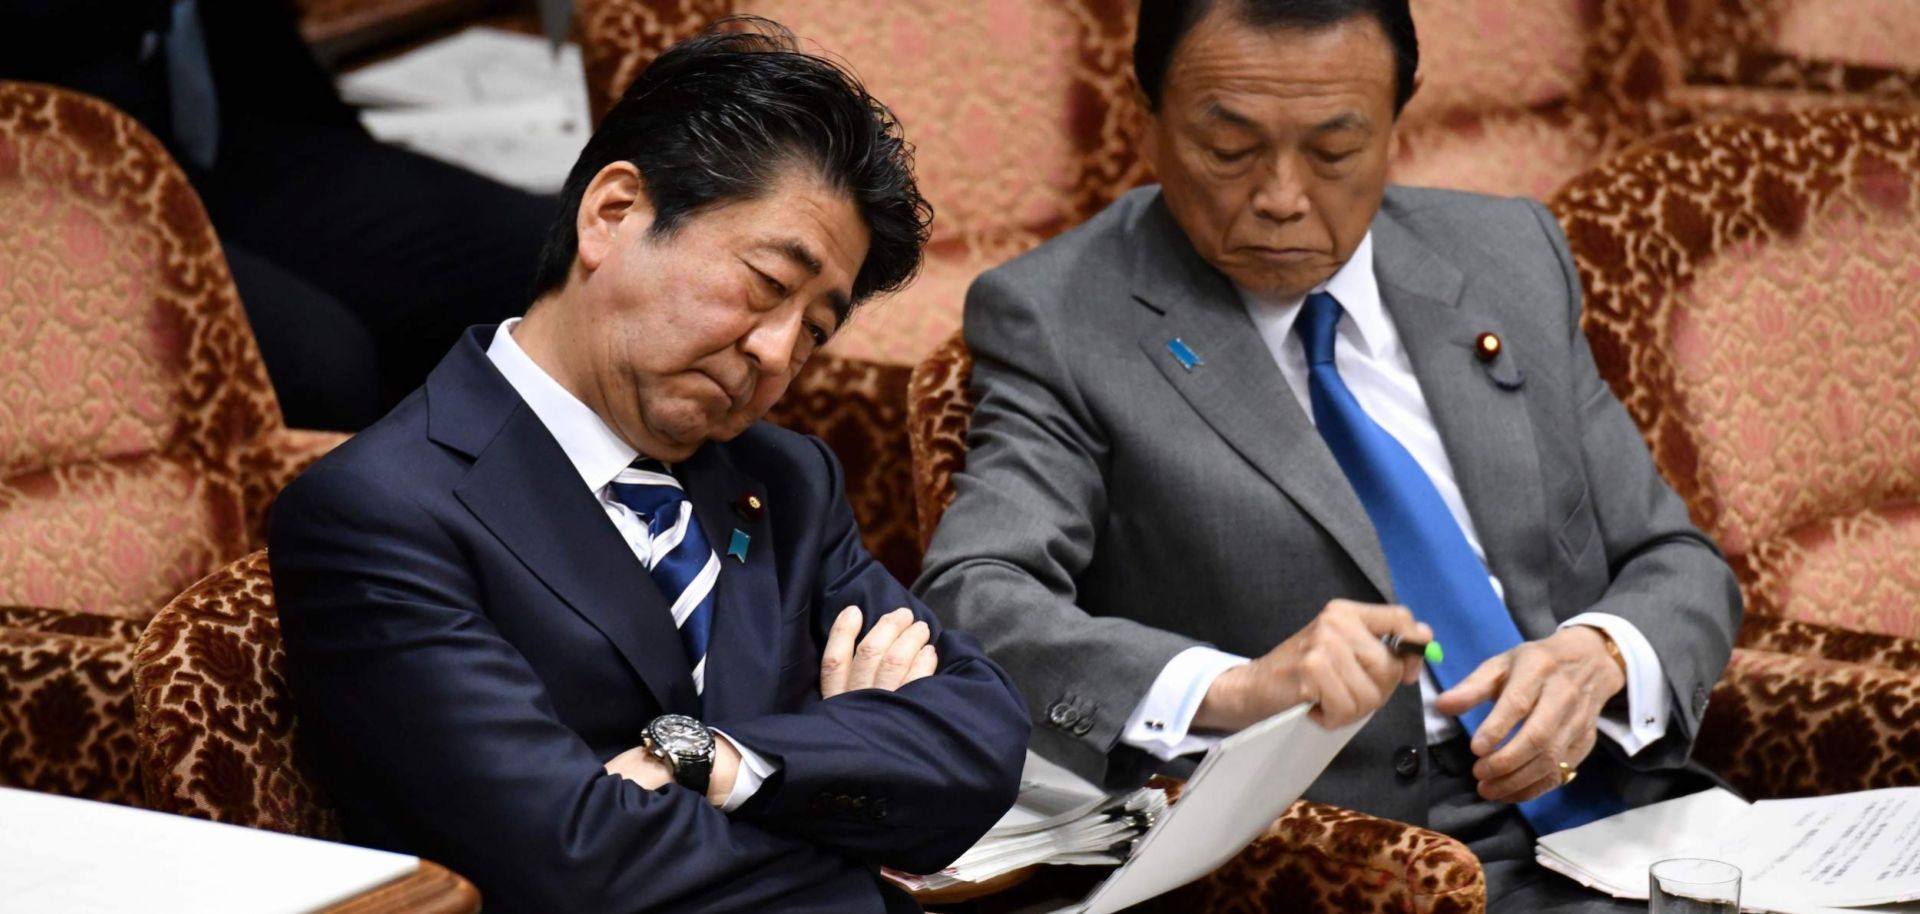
[0,787,420,914]
[1537,786,1920,914]
[337,27,590,193]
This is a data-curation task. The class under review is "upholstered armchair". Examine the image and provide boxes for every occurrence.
[134,550,340,837]
[0,81,346,804]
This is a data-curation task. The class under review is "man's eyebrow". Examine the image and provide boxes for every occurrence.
[754,238,852,325]
[1311,112,1372,134]
[1201,102,1260,130]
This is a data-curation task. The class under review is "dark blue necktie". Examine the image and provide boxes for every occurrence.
[607,459,717,695]
[1296,291,1622,834]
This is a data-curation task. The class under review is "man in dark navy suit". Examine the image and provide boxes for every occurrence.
[268,22,1029,913]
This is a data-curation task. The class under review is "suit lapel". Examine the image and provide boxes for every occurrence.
[1372,216,1552,619]
[432,336,699,717]
[675,445,780,723]
[1128,197,1394,598]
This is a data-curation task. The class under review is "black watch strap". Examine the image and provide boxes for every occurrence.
[673,752,713,796]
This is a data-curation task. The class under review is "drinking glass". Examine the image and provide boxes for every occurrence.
[1649,858,1741,914]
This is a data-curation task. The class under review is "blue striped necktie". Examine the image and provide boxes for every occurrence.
[607,459,717,695]
[1296,291,1623,834]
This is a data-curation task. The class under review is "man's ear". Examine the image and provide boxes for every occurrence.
[1130,84,1163,179]
[576,161,652,273]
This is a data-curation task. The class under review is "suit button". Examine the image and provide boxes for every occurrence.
[871,798,889,821]
[1393,745,1421,777]
[1072,719,1093,736]
[833,794,853,813]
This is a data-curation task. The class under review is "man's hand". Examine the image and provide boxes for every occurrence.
[1433,626,1626,804]
[819,606,939,699]
[604,736,745,809]
[1196,600,1429,732]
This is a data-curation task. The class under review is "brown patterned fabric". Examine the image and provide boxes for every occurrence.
[1147,796,1485,914]
[763,358,920,585]
[0,611,142,804]
[0,81,346,801]
[1550,109,1920,640]
[1665,0,1920,109]
[136,550,341,838]
[1740,614,1920,673]
[907,333,973,553]
[1694,647,1920,800]
[1388,0,1689,199]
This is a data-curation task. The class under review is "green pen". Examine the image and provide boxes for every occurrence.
[1381,633,1444,664]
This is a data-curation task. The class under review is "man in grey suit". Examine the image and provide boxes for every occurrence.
[916,0,1742,909]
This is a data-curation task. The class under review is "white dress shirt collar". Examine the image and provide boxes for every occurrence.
[486,317,641,491]
[1235,231,1387,360]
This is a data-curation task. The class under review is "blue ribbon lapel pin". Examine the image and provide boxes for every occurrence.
[727,528,751,563]
[1167,338,1204,372]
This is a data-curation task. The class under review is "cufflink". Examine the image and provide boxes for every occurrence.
[1145,719,1167,732]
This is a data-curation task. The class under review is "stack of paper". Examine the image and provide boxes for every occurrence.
[337,27,590,193]
[886,752,1167,893]
[1537,786,1920,914]
[888,704,1368,914]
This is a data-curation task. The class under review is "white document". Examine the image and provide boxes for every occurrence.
[1537,786,1920,914]
[338,27,584,110]
[1059,704,1368,914]
[337,26,591,193]
[0,787,420,914]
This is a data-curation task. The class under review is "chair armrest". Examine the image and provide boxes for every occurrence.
[0,622,143,805]
[235,428,349,545]
[1147,790,1485,914]
[1739,615,1920,672]
[1695,648,1920,799]
[0,605,146,642]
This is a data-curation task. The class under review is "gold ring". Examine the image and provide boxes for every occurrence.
[1558,762,1577,786]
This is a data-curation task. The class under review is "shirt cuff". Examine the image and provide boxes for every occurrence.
[1560,612,1670,756]
[1120,646,1250,761]
[711,729,778,813]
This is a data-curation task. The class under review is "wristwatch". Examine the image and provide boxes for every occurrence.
[643,714,715,796]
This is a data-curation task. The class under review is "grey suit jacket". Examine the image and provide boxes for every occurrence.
[915,185,1742,827]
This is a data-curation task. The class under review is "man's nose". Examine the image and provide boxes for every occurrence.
[741,309,804,377]
[1250,152,1311,224]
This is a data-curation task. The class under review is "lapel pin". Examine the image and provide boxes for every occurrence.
[727,529,751,563]
[1167,338,1204,372]
[1474,331,1525,390]
[733,493,764,522]
[1474,332,1502,362]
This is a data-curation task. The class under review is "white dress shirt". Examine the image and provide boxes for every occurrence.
[487,318,775,810]
[1120,232,1671,759]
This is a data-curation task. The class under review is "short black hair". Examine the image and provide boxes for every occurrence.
[530,18,931,308]
[1134,0,1419,115]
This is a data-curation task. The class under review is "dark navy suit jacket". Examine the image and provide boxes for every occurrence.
[268,327,1030,913]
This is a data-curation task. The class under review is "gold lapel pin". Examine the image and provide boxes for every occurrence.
[1474,331,1502,363]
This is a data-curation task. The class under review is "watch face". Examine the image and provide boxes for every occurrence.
[650,715,713,754]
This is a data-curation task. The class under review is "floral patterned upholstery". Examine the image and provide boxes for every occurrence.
[1388,0,1689,200]
[0,81,346,802]
[135,550,341,838]
[1664,0,1920,112]
[1551,108,1920,640]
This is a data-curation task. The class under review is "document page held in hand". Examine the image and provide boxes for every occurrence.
[1058,704,1369,914]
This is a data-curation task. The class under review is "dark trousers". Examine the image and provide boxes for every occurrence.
[1428,736,1647,914]
[197,123,556,430]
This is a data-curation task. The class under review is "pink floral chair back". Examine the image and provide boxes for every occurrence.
[1551,108,1920,639]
